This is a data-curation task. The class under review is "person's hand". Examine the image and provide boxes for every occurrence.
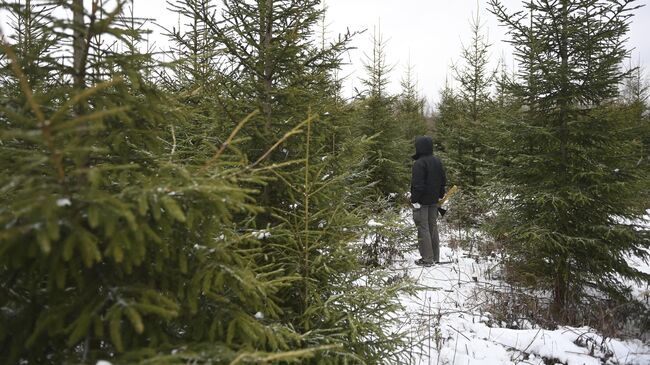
[412,203,421,209]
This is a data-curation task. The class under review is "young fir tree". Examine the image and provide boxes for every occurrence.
[489,0,650,320]
[157,0,238,166]
[450,11,493,192]
[493,56,519,114]
[160,0,219,89]
[356,27,408,199]
[349,27,415,268]
[396,60,427,142]
[482,58,522,247]
[620,60,650,204]
[435,11,495,249]
[621,59,649,105]
[0,1,333,363]
[160,1,415,362]
[267,115,414,363]
[191,0,358,227]
[0,0,58,91]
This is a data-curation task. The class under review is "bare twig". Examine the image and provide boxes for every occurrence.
[447,324,471,342]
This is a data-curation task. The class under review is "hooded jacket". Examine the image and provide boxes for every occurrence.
[410,136,446,205]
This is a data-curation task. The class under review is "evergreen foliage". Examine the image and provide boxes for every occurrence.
[0,1,412,363]
[188,0,359,227]
[434,11,495,249]
[0,1,308,363]
[266,117,414,363]
[488,0,650,318]
[348,28,415,268]
[355,27,409,200]
[396,61,427,144]
[620,60,650,204]
[4,0,649,362]
[621,60,649,105]
[437,12,494,193]
[185,1,413,360]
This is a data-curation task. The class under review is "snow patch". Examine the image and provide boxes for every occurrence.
[392,223,650,365]
[253,230,271,239]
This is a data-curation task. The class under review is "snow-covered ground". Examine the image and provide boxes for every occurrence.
[392,236,650,365]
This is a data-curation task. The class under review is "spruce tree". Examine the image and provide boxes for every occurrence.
[489,0,650,319]
[1,1,417,363]
[356,27,408,199]
[160,1,415,362]
[0,0,58,90]
[192,0,358,225]
[620,60,650,204]
[348,27,415,269]
[158,0,236,165]
[445,10,494,192]
[621,60,649,105]
[396,60,427,143]
[267,116,413,363]
[450,10,493,192]
[435,11,494,248]
[0,1,310,363]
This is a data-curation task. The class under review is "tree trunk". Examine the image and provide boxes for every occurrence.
[257,0,274,226]
[552,259,569,320]
[72,0,85,91]
[261,0,273,133]
[553,0,571,317]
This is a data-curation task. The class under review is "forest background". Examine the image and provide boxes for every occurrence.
[1,0,649,364]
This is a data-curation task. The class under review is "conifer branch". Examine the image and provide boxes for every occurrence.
[201,109,259,172]
[50,77,124,123]
[268,167,303,194]
[0,29,64,182]
[249,114,316,169]
[248,159,305,174]
[52,106,130,132]
[228,344,342,365]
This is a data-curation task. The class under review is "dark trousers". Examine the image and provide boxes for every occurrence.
[413,205,439,263]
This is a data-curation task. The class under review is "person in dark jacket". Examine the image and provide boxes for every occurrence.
[410,136,446,266]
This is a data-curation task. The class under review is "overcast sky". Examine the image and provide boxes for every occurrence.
[323,0,650,105]
[2,0,649,106]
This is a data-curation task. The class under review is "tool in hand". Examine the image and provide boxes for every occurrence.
[437,185,459,217]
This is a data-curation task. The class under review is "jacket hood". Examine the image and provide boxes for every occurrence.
[412,136,433,160]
